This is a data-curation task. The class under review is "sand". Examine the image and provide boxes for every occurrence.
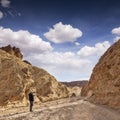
[0,97,120,120]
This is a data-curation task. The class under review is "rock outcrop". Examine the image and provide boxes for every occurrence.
[0,45,23,59]
[0,47,69,107]
[81,40,120,109]
[30,66,69,102]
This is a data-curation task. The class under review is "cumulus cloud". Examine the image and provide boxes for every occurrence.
[0,27,53,56]
[112,27,120,35]
[0,0,11,7]
[24,41,111,81]
[25,40,110,81]
[0,26,112,81]
[44,22,82,44]
[29,52,89,70]
[77,41,110,57]
[0,11,3,19]
[25,51,92,81]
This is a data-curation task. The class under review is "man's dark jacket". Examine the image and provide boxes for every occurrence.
[28,92,34,101]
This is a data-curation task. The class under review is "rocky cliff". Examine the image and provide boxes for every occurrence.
[81,40,120,109]
[0,46,69,107]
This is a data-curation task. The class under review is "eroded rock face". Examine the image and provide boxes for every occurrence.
[81,40,120,109]
[0,50,32,106]
[30,66,69,102]
[0,49,68,107]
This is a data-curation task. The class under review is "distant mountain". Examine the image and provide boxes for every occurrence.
[61,81,88,88]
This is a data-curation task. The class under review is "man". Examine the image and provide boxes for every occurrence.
[28,92,34,112]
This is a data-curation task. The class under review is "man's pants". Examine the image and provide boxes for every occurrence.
[30,101,33,112]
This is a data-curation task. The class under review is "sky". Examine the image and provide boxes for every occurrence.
[0,0,120,82]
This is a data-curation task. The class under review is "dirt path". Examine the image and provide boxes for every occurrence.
[0,97,120,120]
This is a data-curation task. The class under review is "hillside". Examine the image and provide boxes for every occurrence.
[0,45,69,107]
[81,40,120,109]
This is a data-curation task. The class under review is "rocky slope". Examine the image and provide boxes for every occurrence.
[0,45,69,107]
[81,40,120,109]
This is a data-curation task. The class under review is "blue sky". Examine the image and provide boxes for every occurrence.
[0,0,120,81]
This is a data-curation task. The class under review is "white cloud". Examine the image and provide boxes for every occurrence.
[75,42,80,46]
[112,27,120,35]
[111,27,120,43]
[0,27,53,56]
[114,36,120,42]
[77,41,110,57]
[0,11,3,19]
[29,52,90,70]
[25,40,110,81]
[44,22,82,44]
[0,26,112,81]
[25,51,92,81]
[0,0,11,7]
